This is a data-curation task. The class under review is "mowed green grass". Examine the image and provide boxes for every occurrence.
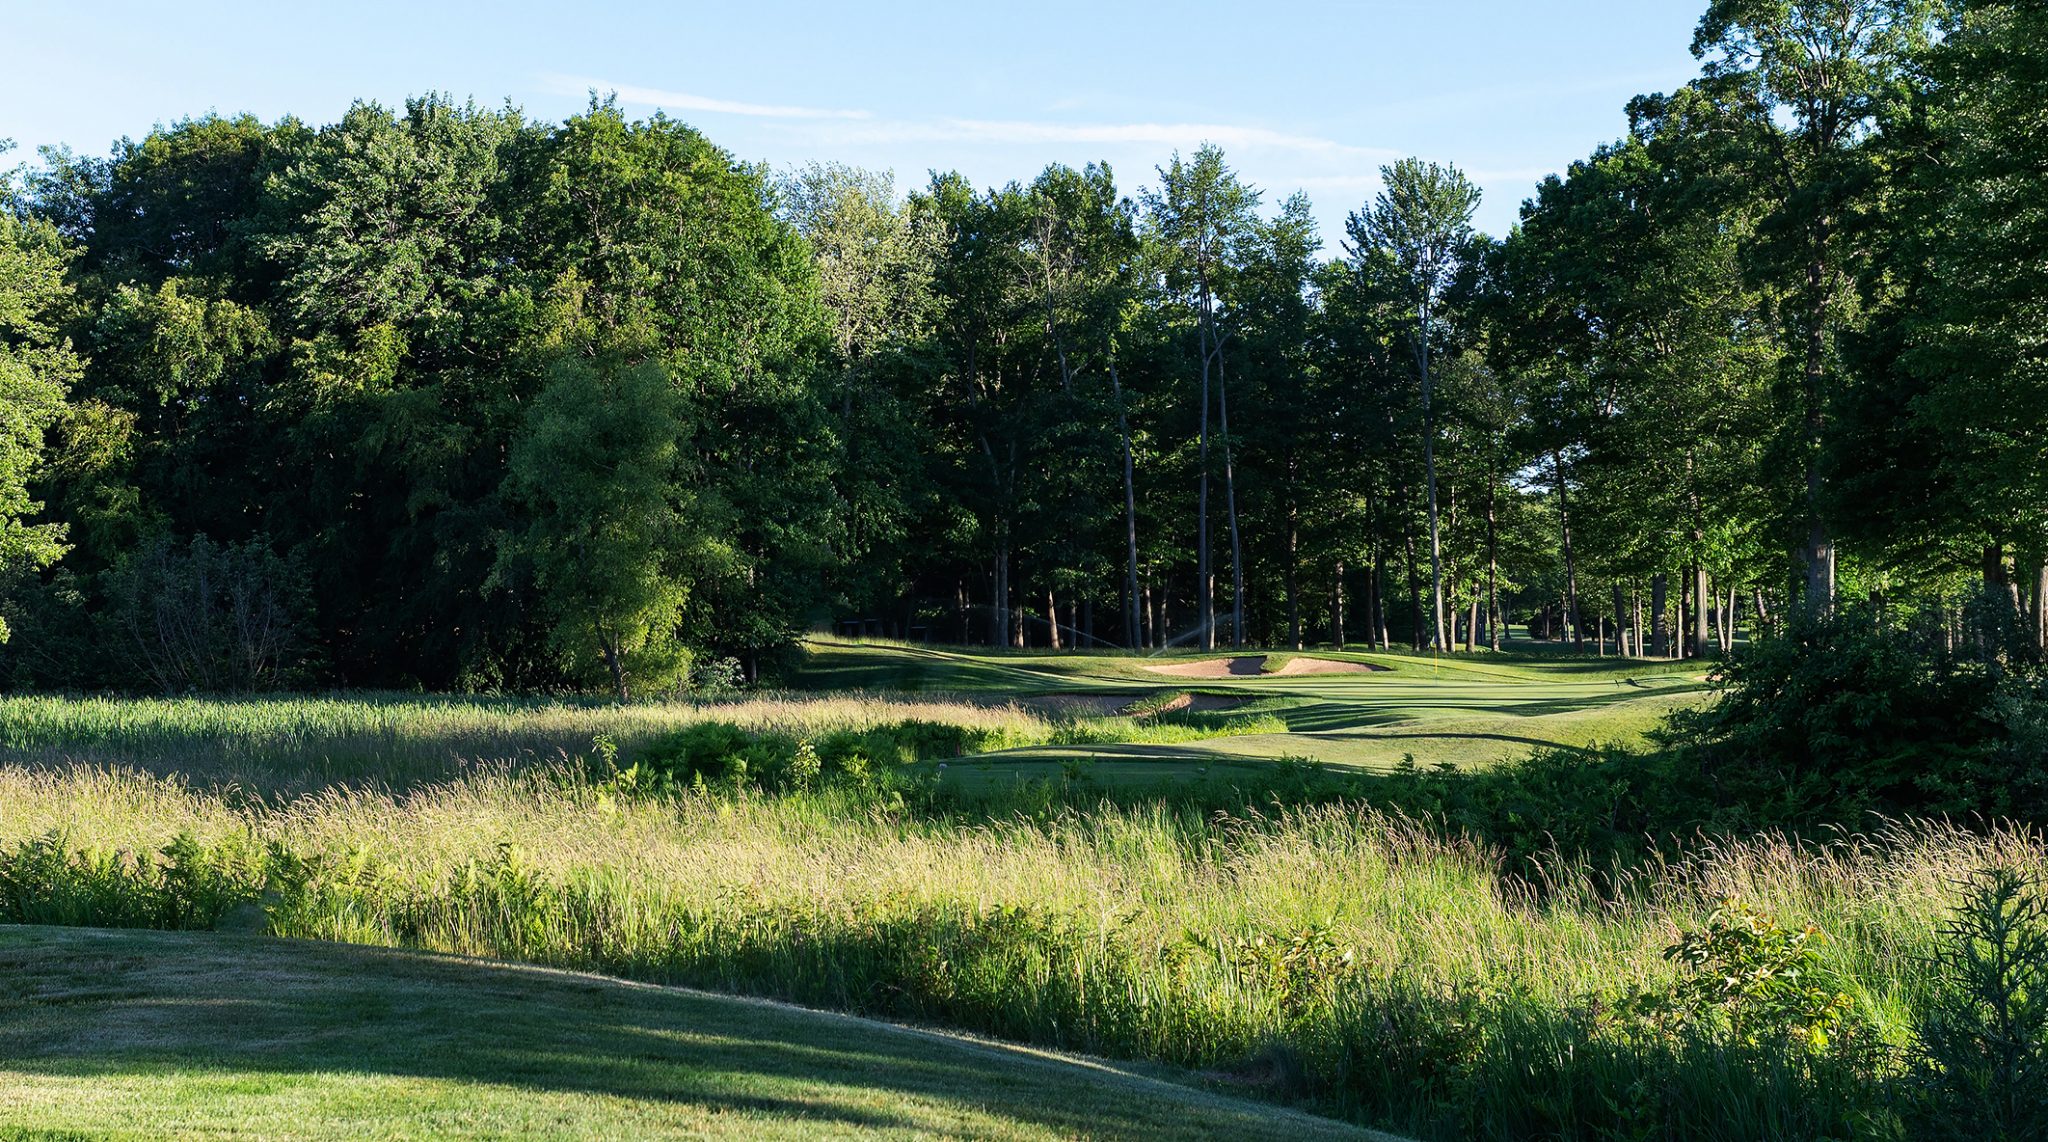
[0,926,1385,1142]
[793,638,1709,788]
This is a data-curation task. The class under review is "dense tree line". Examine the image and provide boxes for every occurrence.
[1,0,2044,697]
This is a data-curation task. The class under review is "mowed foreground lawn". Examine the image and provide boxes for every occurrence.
[0,927,1386,1141]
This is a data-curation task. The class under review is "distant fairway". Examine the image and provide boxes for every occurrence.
[0,926,1385,1141]
[793,638,1710,787]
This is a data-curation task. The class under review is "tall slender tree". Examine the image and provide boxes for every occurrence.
[1348,159,1481,651]
[1142,147,1259,648]
[1693,0,1936,609]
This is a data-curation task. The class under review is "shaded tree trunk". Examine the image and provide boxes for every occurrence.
[1197,305,1215,650]
[993,547,1012,649]
[1331,561,1346,648]
[1614,584,1630,658]
[1417,306,1448,651]
[1693,563,1710,659]
[1108,353,1142,649]
[1371,542,1390,650]
[1487,482,1502,652]
[1404,511,1424,652]
[1651,573,1669,658]
[1219,352,1245,647]
[1553,450,1583,653]
[1285,478,1302,650]
[2036,559,2048,652]
[1803,240,1837,612]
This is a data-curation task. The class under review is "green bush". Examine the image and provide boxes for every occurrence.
[1905,867,2048,1140]
[1664,602,2047,824]
[626,718,1007,793]
[1636,900,1859,1053]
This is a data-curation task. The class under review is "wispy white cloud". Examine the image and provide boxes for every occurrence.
[553,76,1393,161]
[544,74,871,121]
[818,117,1400,160]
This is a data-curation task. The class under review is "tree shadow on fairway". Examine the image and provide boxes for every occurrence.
[0,927,1373,1141]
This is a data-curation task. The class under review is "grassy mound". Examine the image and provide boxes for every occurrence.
[0,926,1385,1141]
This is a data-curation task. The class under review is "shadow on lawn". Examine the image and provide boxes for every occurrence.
[0,928,1361,1141]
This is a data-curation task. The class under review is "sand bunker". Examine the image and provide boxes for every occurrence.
[1269,656,1382,676]
[1144,656,1269,678]
[1143,655,1382,678]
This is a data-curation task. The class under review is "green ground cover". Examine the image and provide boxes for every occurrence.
[0,926,1379,1141]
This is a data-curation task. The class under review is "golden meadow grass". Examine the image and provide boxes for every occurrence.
[4,761,2037,1031]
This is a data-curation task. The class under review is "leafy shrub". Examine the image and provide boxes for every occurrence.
[626,718,1018,793]
[1636,900,1858,1053]
[0,830,262,929]
[1208,923,1361,1020]
[1664,602,2047,824]
[690,656,746,695]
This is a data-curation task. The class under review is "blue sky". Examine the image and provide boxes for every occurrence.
[4,1,1707,243]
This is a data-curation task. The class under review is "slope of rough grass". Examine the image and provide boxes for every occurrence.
[0,925,1381,1141]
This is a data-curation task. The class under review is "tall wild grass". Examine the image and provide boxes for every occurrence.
[0,693,1277,792]
[3,759,2043,1138]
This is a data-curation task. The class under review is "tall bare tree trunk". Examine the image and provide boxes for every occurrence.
[1109,353,1142,649]
[1487,481,1502,652]
[1331,561,1346,648]
[1651,573,1669,658]
[1693,563,1711,659]
[993,547,1010,649]
[1218,352,1245,647]
[1285,469,1302,650]
[2036,559,2048,652]
[1402,487,1424,651]
[1046,589,1061,650]
[1197,311,1214,650]
[1418,307,1448,650]
[1803,237,1837,611]
[1613,584,1630,657]
[1553,450,1583,653]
